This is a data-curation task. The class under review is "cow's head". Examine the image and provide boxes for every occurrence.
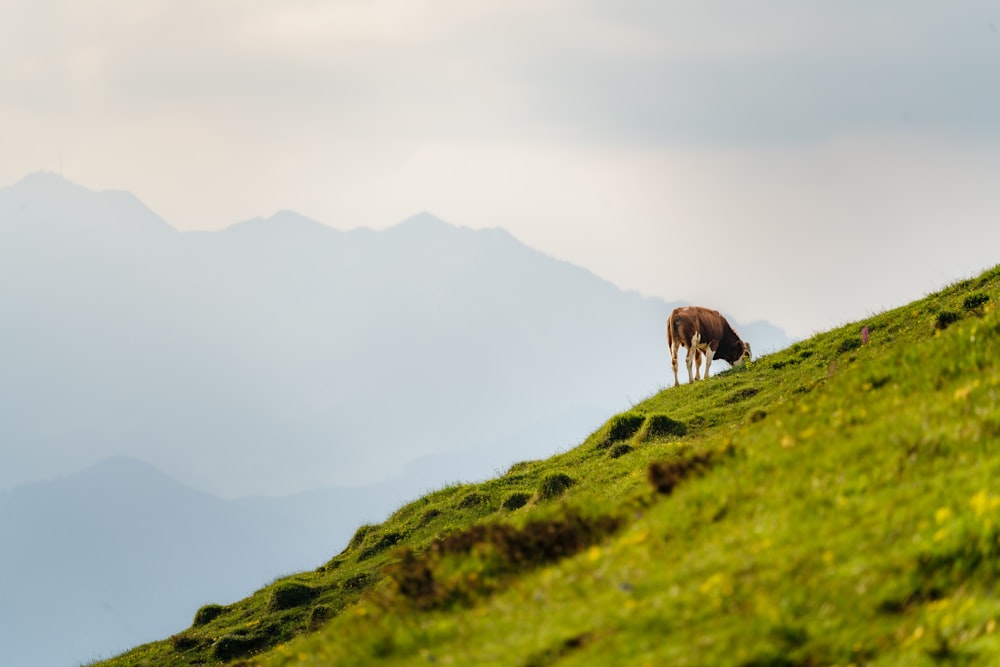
[733,341,752,366]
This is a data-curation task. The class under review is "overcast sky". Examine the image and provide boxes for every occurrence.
[3,1,999,338]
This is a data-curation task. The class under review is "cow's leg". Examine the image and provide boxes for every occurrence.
[686,333,701,383]
[670,341,681,387]
[702,346,716,380]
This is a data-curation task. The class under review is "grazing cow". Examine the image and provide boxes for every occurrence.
[667,306,751,386]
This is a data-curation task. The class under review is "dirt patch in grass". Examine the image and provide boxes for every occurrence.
[647,451,715,495]
[385,510,622,610]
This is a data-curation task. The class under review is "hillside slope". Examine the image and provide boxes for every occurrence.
[96,265,1000,666]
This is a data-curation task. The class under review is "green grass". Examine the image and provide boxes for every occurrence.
[93,265,1000,666]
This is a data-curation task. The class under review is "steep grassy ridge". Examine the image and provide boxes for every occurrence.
[96,266,1000,666]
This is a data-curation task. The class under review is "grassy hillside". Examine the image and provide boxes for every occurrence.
[95,266,1000,667]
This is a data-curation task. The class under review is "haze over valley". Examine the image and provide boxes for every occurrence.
[0,172,790,666]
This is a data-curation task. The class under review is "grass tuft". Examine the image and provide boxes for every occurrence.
[348,524,376,550]
[268,582,318,611]
[307,605,336,632]
[539,473,575,499]
[836,336,862,354]
[191,603,226,627]
[168,634,206,652]
[501,492,531,511]
[608,443,633,459]
[343,572,372,592]
[456,492,486,509]
[637,413,687,439]
[935,310,960,330]
[963,292,990,312]
[418,508,442,526]
[212,633,269,662]
[357,531,406,562]
[596,412,645,449]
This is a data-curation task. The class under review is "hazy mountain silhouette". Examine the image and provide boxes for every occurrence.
[0,456,426,667]
[0,172,791,665]
[1,172,790,498]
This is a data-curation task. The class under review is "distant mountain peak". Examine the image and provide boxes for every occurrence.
[226,209,335,236]
[3,171,175,235]
[16,170,76,188]
[67,456,178,491]
[392,212,457,233]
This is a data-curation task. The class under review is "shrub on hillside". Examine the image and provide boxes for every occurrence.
[506,460,539,475]
[837,337,862,354]
[595,413,645,449]
[418,508,442,527]
[457,492,486,509]
[308,605,336,631]
[212,632,268,661]
[608,443,633,459]
[935,310,960,330]
[638,414,687,440]
[344,572,372,592]
[606,413,645,441]
[268,582,319,611]
[502,492,531,511]
[539,473,575,499]
[348,524,376,550]
[192,603,226,627]
[357,531,406,562]
[964,293,990,312]
[170,632,208,652]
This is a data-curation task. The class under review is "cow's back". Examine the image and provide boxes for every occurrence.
[669,306,725,346]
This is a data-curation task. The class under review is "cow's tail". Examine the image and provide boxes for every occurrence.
[666,311,675,351]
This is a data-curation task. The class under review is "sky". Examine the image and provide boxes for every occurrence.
[3,1,999,338]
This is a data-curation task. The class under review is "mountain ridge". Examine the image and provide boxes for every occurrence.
[0,173,791,498]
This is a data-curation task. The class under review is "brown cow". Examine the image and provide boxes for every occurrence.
[667,306,751,386]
